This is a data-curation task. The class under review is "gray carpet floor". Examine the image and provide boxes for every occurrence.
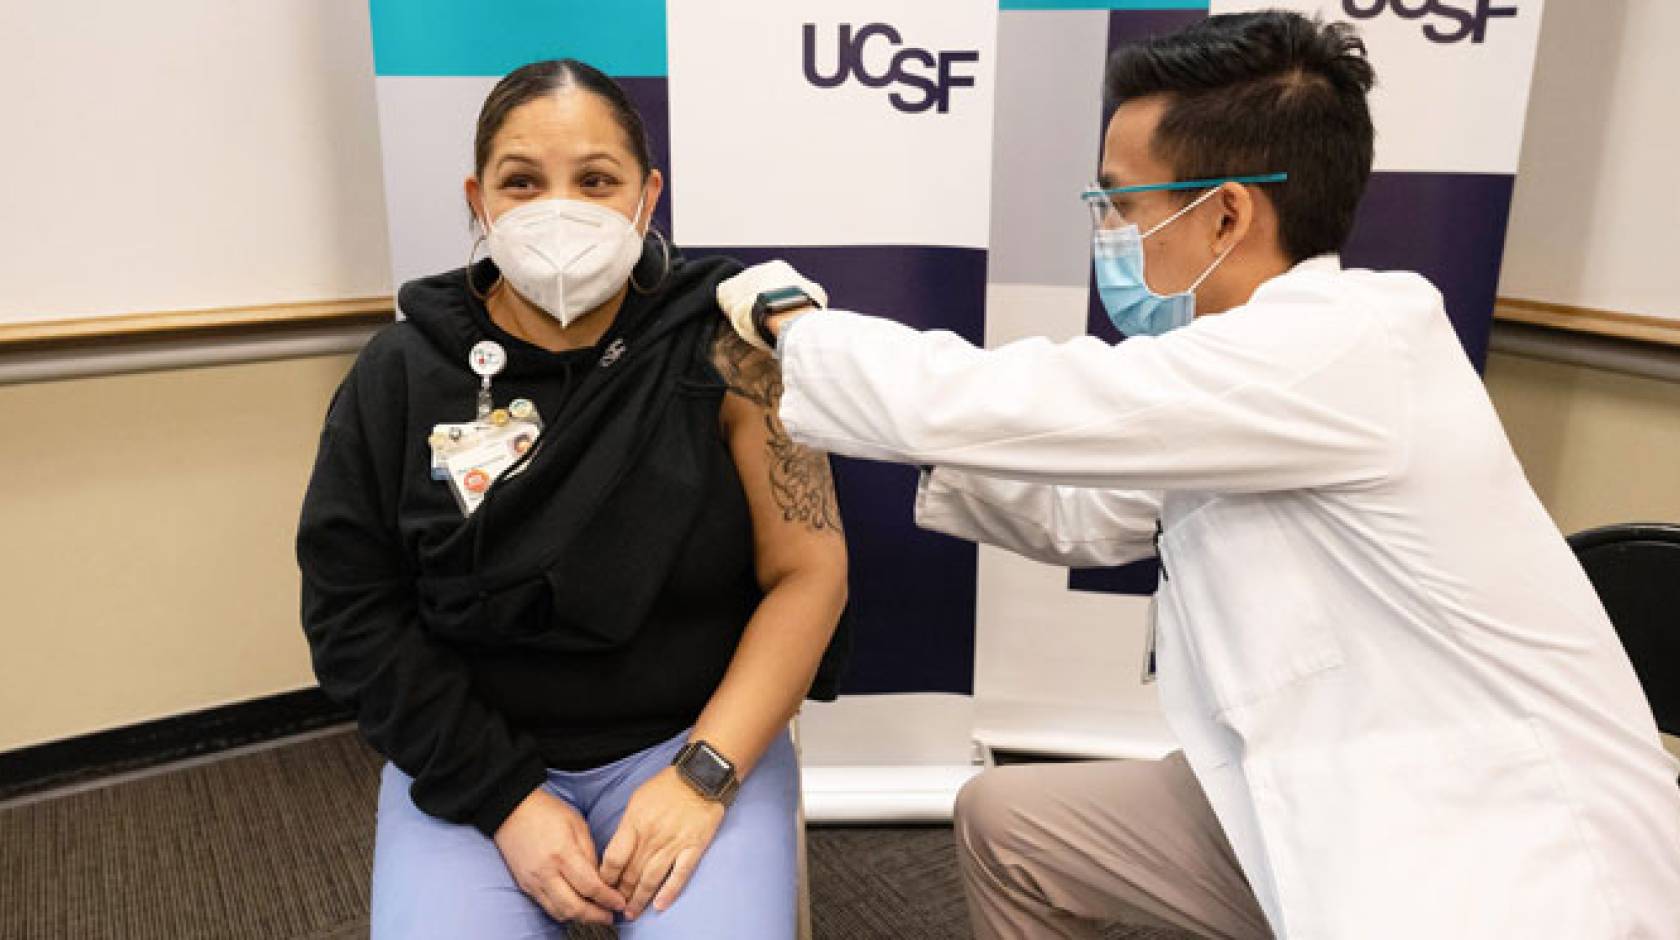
[0,729,1193,939]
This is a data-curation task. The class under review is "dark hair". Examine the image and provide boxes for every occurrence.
[1104,11,1376,263]
[472,58,654,180]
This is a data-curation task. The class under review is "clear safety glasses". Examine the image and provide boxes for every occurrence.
[1081,173,1289,231]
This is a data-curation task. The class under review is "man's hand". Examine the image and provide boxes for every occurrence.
[493,787,626,926]
[716,260,828,353]
[599,766,728,920]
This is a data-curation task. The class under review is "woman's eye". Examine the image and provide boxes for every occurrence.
[501,175,536,191]
[581,173,618,192]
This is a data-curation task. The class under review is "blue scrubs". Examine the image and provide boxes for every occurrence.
[370,729,799,938]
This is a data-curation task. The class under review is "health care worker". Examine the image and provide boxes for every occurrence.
[716,11,1680,940]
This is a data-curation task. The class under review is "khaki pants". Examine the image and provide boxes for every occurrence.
[954,751,1271,939]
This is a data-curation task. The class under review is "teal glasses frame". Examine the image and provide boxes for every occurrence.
[1082,172,1289,199]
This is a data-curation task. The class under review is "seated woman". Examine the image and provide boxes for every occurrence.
[297,59,848,939]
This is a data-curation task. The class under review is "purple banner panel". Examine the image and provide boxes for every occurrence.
[1342,171,1516,369]
[618,78,674,237]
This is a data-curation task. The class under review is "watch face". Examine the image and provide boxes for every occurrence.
[682,744,734,792]
[762,286,809,312]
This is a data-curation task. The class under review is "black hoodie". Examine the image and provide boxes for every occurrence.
[297,247,836,835]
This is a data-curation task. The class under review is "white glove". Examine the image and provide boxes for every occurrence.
[716,261,829,353]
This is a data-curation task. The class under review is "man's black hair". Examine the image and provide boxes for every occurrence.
[1105,11,1376,263]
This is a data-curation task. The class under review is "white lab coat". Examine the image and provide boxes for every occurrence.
[777,256,1680,938]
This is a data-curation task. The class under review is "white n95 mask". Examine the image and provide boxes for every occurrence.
[484,193,647,327]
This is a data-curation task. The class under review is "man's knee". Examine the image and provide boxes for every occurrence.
[954,767,1032,860]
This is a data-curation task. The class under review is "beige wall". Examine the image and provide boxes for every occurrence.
[0,0,384,752]
[1497,0,1678,320]
[0,354,353,751]
[1484,351,1680,536]
[0,0,389,325]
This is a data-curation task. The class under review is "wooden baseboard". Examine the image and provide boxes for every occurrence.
[1495,297,1680,349]
[0,689,353,802]
[0,297,395,350]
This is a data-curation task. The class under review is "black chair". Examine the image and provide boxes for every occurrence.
[1567,523,1680,738]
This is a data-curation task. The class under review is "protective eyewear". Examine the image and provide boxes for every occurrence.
[1082,173,1289,230]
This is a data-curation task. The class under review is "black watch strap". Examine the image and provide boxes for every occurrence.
[751,286,816,349]
[750,302,779,351]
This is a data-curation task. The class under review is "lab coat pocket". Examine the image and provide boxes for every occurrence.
[1246,720,1616,939]
[1160,497,1346,717]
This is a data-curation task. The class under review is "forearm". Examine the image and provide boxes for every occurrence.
[916,467,1161,568]
[303,584,546,833]
[300,439,545,833]
[689,569,846,778]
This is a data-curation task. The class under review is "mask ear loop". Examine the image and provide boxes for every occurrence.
[1188,240,1236,292]
[1140,184,1237,295]
[1141,183,1224,239]
[1186,185,1242,292]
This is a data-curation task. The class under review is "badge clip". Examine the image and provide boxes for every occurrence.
[469,340,507,420]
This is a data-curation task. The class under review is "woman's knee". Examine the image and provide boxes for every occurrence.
[620,797,799,936]
[371,765,560,939]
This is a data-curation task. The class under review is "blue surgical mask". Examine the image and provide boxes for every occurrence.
[1084,172,1288,337]
[1093,185,1230,338]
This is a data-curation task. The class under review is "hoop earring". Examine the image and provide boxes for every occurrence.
[465,234,493,301]
[630,226,673,295]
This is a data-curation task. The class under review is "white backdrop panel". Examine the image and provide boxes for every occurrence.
[373,76,500,297]
[1212,0,1545,175]
[667,0,998,248]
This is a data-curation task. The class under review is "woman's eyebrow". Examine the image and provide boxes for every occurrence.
[577,151,625,167]
[494,153,541,172]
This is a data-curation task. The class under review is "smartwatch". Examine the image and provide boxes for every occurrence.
[750,286,818,350]
[672,740,741,805]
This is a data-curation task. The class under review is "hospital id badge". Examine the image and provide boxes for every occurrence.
[1141,596,1159,685]
[429,418,542,516]
[428,421,491,480]
[428,399,543,476]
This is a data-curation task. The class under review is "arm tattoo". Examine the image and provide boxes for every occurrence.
[713,329,777,409]
[765,412,844,534]
[713,330,844,534]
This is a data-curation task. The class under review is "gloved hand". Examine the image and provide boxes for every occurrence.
[715,261,829,353]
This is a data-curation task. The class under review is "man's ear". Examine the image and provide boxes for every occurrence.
[1215,182,1255,252]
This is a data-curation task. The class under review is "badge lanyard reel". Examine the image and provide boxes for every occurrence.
[426,340,544,516]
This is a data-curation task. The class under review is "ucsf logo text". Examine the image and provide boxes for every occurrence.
[803,23,979,114]
[1342,0,1519,44]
